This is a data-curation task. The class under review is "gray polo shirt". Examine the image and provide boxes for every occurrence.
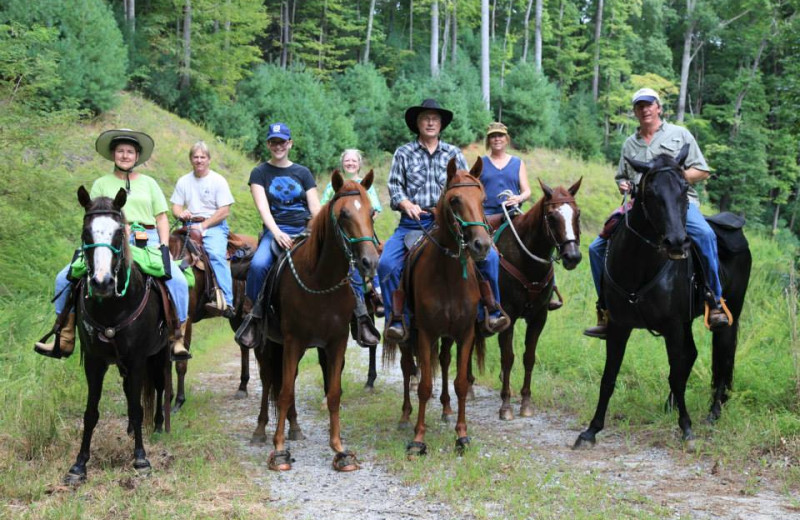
[616,121,709,205]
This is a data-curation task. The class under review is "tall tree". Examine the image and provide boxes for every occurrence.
[482,0,490,109]
[431,0,440,76]
[534,0,542,71]
[591,0,604,102]
[179,0,192,92]
[364,0,377,63]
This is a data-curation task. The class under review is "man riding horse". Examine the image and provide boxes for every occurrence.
[170,141,236,318]
[584,87,730,338]
[379,99,510,341]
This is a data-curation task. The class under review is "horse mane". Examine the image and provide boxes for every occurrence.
[303,179,366,269]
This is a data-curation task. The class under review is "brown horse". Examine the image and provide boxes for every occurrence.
[493,179,582,419]
[385,157,489,458]
[253,170,379,472]
[168,227,257,412]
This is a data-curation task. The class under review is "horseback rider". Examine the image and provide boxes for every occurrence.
[319,149,382,347]
[379,99,510,341]
[35,129,191,360]
[170,141,236,318]
[480,121,563,311]
[584,88,729,339]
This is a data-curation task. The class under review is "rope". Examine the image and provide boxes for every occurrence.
[498,190,552,265]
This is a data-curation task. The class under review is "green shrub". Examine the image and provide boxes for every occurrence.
[334,63,392,155]
[498,63,563,150]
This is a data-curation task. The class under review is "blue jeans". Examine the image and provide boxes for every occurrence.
[188,220,233,306]
[377,214,502,323]
[588,203,723,307]
[246,224,307,302]
[54,229,189,323]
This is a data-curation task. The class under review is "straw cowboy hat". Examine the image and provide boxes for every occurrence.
[95,129,155,167]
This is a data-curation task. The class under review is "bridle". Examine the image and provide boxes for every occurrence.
[81,208,131,297]
[622,166,688,251]
[418,180,491,279]
[287,188,378,294]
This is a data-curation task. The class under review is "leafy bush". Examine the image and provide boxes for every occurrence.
[334,63,392,154]
[1,0,127,113]
[498,63,563,150]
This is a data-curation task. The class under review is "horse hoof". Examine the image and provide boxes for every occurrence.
[572,434,596,450]
[397,420,412,431]
[63,470,86,486]
[133,459,151,477]
[454,436,470,455]
[363,384,376,393]
[250,433,268,445]
[406,441,427,459]
[440,412,452,423]
[233,389,248,400]
[466,386,475,401]
[288,428,306,441]
[332,450,360,472]
[519,404,534,418]
[499,408,514,421]
[268,450,293,471]
[171,400,185,414]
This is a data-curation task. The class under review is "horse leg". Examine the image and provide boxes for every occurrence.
[251,344,271,444]
[235,344,250,399]
[365,345,378,391]
[287,369,305,441]
[520,312,546,417]
[65,357,108,485]
[151,352,166,433]
[664,323,697,442]
[453,330,476,455]
[574,324,632,449]
[270,341,301,471]
[407,329,434,459]
[439,338,454,421]
[172,318,192,412]
[498,324,515,421]
[326,338,359,471]
[398,345,415,429]
[124,366,151,475]
[709,322,738,422]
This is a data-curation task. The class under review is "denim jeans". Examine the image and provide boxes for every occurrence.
[188,220,233,306]
[245,224,307,302]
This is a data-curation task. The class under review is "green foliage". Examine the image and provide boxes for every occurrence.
[234,64,357,175]
[1,0,127,113]
[499,63,563,149]
[334,63,392,154]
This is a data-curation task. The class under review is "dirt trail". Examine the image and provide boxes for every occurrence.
[194,341,799,520]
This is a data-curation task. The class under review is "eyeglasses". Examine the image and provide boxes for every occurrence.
[268,139,289,147]
[419,115,441,123]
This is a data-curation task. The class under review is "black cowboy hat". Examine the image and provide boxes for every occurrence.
[404,99,454,135]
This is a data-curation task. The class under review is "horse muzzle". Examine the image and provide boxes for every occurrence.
[466,233,491,262]
[354,246,380,280]
[663,236,690,260]
[89,275,116,297]
[559,242,582,270]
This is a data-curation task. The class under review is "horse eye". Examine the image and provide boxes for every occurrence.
[449,195,461,206]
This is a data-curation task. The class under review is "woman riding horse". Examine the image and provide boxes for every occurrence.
[35,129,190,361]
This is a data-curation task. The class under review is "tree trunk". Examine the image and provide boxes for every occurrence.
[491,0,497,40]
[431,0,440,77]
[127,0,135,34]
[409,0,414,51]
[280,1,288,69]
[482,0,490,110]
[179,0,192,91]
[522,0,532,62]
[451,1,458,64]
[441,3,450,67]
[731,34,769,137]
[534,0,542,71]
[676,0,696,123]
[500,0,512,88]
[318,1,327,72]
[591,0,604,102]
[364,0,377,63]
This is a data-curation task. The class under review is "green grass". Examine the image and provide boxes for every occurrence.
[2,91,799,517]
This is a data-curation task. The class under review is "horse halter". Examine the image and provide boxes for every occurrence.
[329,188,379,266]
[625,166,688,250]
[542,193,580,259]
[82,208,131,297]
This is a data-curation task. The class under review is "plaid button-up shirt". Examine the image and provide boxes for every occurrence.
[388,139,468,211]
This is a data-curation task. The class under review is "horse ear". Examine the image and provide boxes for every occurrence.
[676,144,690,167]
[361,169,374,191]
[538,178,554,199]
[469,156,483,179]
[113,188,127,210]
[446,157,457,185]
[568,177,583,196]
[624,155,653,174]
[77,185,92,209]
[331,169,344,193]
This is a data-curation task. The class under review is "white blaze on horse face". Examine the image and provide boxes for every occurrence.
[557,204,577,241]
[89,215,121,281]
[353,199,362,212]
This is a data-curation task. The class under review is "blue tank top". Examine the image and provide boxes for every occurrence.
[481,155,521,216]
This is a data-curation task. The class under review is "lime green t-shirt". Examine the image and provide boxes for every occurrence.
[90,174,169,226]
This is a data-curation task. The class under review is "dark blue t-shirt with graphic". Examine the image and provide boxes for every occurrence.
[248,162,316,228]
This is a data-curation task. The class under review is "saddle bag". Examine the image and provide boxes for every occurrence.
[705,212,748,255]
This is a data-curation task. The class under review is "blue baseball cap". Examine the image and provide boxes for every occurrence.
[266,122,291,141]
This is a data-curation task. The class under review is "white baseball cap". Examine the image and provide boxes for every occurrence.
[632,88,661,106]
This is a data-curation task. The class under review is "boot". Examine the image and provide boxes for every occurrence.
[352,314,380,347]
[384,290,408,342]
[548,285,564,311]
[34,313,76,359]
[583,307,609,339]
[171,322,192,361]
[242,296,254,315]
[372,290,385,318]
[708,304,730,330]
[479,280,511,335]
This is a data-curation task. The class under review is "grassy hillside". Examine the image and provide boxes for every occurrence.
[1,92,799,517]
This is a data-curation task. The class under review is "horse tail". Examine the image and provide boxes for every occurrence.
[267,342,283,419]
[382,339,399,367]
[473,325,486,374]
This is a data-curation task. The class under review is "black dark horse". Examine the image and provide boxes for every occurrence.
[574,146,751,448]
[65,186,170,484]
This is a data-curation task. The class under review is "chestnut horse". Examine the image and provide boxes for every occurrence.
[168,228,257,411]
[66,187,170,484]
[253,171,379,472]
[385,158,489,458]
[574,146,751,448]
